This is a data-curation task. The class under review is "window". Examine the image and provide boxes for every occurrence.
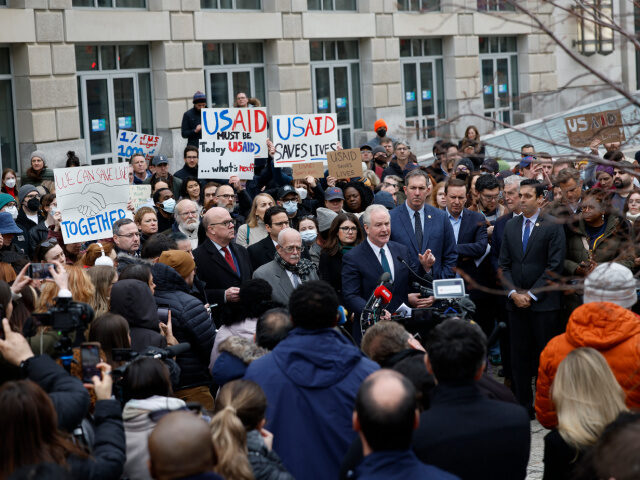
[200,0,260,8]
[574,0,613,55]
[76,45,153,164]
[0,48,16,171]
[397,0,439,12]
[203,42,265,108]
[479,37,519,127]
[310,40,362,149]
[477,0,514,11]
[307,0,356,10]
[400,38,445,140]
[73,0,145,7]
[0,0,6,6]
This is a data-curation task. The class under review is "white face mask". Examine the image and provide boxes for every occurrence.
[4,178,16,189]
[295,187,308,200]
[49,206,58,217]
[6,206,18,220]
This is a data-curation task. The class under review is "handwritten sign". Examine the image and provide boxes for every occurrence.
[292,162,326,180]
[116,131,162,162]
[129,184,152,211]
[272,114,339,166]
[327,148,363,179]
[564,109,626,148]
[54,164,133,244]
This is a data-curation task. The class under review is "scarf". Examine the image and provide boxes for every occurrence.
[274,252,316,277]
[627,212,640,222]
[340,243,355,255]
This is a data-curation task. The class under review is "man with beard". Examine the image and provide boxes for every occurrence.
[144,155,182,198]
[611,161,635,214]
[171,200,200,249]
[174,146,204,186]
[214,184,246,231]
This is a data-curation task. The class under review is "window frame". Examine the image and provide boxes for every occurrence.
[0,46,18,172]
[200,0,261,9]
[478,37,519,129]
[307,0,357,10]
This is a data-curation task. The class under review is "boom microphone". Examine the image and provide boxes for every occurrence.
[397,256,433,285]
[146,342,191,359]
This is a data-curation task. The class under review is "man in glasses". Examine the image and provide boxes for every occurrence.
[248,206,290,271]
[253,228,319,307]
[171,199,200,250]
[112,218,141,256]
[214,184,247,232]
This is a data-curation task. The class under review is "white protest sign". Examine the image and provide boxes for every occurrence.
[54,164,133,244]
[129,184,152,211]
[272,114,339,166]
[116,131,162,162]
[199,107,268,179]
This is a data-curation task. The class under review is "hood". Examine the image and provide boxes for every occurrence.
[219,336,268,364]
[566,302,640,349]
[272,328,367,388]
[111,279,159,330]
[152,262,190,294]
[123,395,186,421]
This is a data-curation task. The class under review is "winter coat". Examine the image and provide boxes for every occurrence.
[564,214,635,274]
[28,220,50,255]
[244,328,379,480]
[211,336,268,387]
[181,106,202,147]
[209,318,257,369]
[536,302,640,428]
[355,450,459,480]
[246,429,294,480]
[152,263,216,389]
[123,395,187,480]
[110,279,166,353]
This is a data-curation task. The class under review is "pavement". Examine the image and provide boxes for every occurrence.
[527,420,545,480]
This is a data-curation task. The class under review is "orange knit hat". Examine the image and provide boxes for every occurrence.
[373,119,388,132]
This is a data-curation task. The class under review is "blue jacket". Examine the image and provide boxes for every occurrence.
[355,450,459,480]
[244,328,379,480]
[389,203,457,279]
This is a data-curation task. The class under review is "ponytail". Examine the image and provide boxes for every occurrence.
[210,406,254,480]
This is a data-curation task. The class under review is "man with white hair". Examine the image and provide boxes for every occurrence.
[253,228,319,306]
[173,199,200,249]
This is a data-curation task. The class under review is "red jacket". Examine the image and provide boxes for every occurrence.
[535,302,640,428]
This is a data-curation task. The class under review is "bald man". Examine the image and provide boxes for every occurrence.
[193,206,252,326]
[253,228,319,306]
[148,411,223,480]
[353,370,458,480]
[172,199,200,249]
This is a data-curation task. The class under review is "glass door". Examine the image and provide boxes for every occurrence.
[482,56,513,127]
[402,60,441,140]
[205,67,261,107]
[312,63,356,148]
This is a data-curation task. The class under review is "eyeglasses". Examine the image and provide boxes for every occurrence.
[396,147,408,151]
[481,194,500,201]
[118,232,141,238]
[216,194,237,200]
[339,226,358,233]
[209,219,234,228]
[271,220,290,227]
[382,182,398,189]
[282,245,302,253]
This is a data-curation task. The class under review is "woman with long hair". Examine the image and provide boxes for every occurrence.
[78,242,116,268]
[1,168,18,201]
[87,266,117,318]
[88,313,131,367]
[27,193,57,254]
[543,347,628,479]
[179,177,204,212]
[236,193,275,247]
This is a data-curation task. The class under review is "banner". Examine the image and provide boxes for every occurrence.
[199,107,268,179]
[129,184,152,211]
[327,148,363,179]
[272,114,339,166]
[564,109,626,148]
[116,131,162,162]
[55,164,132,244]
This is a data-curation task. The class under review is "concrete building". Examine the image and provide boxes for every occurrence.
[0,0,634,174]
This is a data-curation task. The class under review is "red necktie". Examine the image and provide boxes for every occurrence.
[222,246,237,273]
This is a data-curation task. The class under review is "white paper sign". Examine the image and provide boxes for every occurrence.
[129,184,152,211]
[54,164,133,244]
[272,113,339,166]
[116,130,162,162]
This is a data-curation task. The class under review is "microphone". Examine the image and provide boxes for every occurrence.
[397,256,433,285]
[146,343,191,359]
[363,272,393,312]
[373,285,392,305]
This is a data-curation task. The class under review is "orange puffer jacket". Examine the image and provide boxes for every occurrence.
[535,301,640,428]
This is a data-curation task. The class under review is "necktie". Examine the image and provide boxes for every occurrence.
[522,219,531,253]
[414,211,423,250]
[222,246,237,273]
[291,273,300,288]
[380,248,392,278]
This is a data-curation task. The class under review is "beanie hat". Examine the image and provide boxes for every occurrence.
[30,150,46,163]
[316,207,338,233]
[583,262,638,308]
[456,157,475,172]
[373,190,396,210]
[372,146,386,156]
[193,91,206,104]
[596,165,615,176]
[159,250,196,279]
[373,119,388,132]
[18,184,38,204]
[0,193,16,210]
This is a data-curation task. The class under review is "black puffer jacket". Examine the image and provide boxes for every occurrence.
[152,263,216,389]
[110,279,166,353]
[247,429,294,480]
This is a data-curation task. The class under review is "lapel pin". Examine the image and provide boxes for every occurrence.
[427,215,431,219]
[535,223,540,227]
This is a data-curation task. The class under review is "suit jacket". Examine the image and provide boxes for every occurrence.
[454,208,488,279]
[253,260,319,307]
[491,212,515,273]
[248,236,277,271]
[389,203,457,279]
[498,213,566,312]
[193,239,253,325]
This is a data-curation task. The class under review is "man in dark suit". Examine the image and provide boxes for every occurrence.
[389,169,457,280]
[343,204,435,342]
[248,206,290,270]
[499,179,566,412]
[413,318,530,480]
[193,206,252,326]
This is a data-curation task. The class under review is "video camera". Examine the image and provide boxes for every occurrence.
[413,278,476,322]
[32,297,94,333]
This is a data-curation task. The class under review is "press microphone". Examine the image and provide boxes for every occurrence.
[364,272,392,312]
[147,342,191,359]
[373,285,392,305]
[397,256,433,285]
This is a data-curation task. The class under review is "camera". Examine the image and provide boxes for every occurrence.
[32,297,94,333]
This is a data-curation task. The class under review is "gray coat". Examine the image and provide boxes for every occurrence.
[253,259,319,306]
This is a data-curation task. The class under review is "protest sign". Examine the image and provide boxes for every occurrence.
[199,107,267,179]
[116,131,162,162]
[327,148,363,179]
[54,164,132,244]
[292,162,325,180]
[272,114,339,166]
[129,184,152,211]
[564,109,626,148]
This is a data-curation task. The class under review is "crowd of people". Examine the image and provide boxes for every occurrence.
[1,108,640,480]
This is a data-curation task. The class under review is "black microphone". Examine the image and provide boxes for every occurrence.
[397,256,433,285]
[147,343,191,359]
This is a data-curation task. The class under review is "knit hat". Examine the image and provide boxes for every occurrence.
[373,190,396,210]
[372,146,386,156]
[193,91,206,104]
[159,250,196,279]
[456,158,475,172]
[0,193,16,210]
[30,150,46,162]
[583,262,639,308]
[595,165,615,176]
[316,207,338,233]
[18,184,38,204]
[373,119,388,132]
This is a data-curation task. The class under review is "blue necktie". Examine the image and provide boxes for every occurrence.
[522,219,531,253]
[380,248,392,278]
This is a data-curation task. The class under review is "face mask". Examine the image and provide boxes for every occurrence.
[6,206,18,220]
[162,198,176,214]
[4,178,15,188]
[580,170,587,181]
[49,206,58,217]
[377,128,387,137]
[283,201,298,215]
[27,197,40,212]
[301,229,317,244]
[295,187,308,200]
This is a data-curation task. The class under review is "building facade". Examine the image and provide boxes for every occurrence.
[0,0,634,173]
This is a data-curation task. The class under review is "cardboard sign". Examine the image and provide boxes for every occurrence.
[129,184,152,211]
[327,148,363,179]
[116,130,162,162]
[199,107,267,179]
[272,114,339,166]
[54,164,133,244]
[292,162,325,180]
[564,109,626,148]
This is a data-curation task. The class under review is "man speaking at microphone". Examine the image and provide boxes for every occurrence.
[342,204,435,343]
